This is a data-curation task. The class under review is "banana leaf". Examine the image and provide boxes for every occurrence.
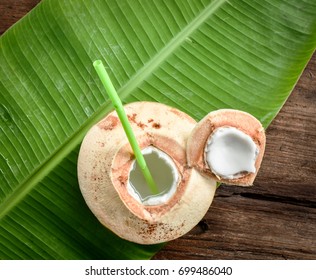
[0,0,315,259]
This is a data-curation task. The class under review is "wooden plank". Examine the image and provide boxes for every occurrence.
[0,0,40,35]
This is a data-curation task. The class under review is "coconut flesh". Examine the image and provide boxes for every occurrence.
[205,127,259,180]
[127,146,179,206]
[78,103,265,244]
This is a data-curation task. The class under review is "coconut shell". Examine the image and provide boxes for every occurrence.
[187,109,266,186]
[78,102,217,244]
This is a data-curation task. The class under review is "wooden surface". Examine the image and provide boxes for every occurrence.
[1,0,315,260]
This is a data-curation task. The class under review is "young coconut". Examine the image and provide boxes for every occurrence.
[187,109,266,186]
[78,102,217,244]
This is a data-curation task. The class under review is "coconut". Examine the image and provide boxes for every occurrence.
[78,102,217,244]
[187,109,266,186]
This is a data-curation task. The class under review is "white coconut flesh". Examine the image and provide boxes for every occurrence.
[205,127,259,179]
[127,146,179,206]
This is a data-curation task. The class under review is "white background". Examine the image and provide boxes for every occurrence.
[0,260,315,280]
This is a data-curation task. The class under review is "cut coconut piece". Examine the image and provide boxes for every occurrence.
[78,102,217,244]
[187,109,265,186]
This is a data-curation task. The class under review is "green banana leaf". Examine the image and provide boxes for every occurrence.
[0,0,315,259]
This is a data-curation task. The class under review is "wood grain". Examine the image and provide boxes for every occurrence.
[0,0,40,34]
[1,0,315,260]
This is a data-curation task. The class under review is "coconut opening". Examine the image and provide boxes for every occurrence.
[127,146,179,206]
[205,127,259,179]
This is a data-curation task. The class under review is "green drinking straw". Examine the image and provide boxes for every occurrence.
[93,60,159,195]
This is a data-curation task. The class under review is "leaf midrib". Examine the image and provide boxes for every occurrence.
[0,0,227,219]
